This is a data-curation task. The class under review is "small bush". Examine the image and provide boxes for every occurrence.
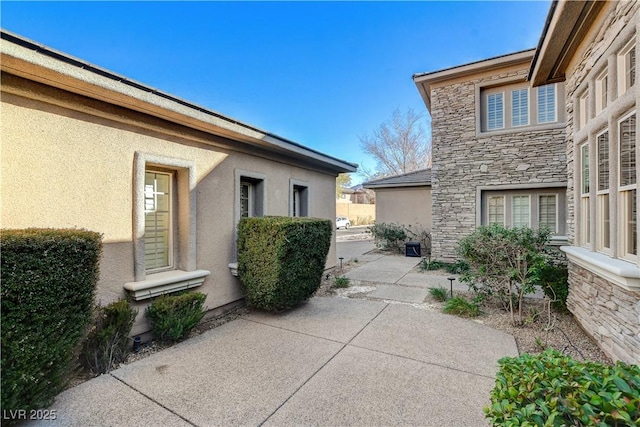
[429,287,448,302]
[443,296,480,318]
[419,259,449,271]
[446,259,469,275]
[145,292,207,342]
[533,262,569,311]
[368,222,407,252]
[238,216,332,311]
[81,299,137,375]
[486,349,640,426]
[333,276,350,288]
[1,228,102,416]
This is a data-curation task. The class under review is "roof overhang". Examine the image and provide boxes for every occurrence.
[363,181,430,190]
[0,30,357,174]
[529,0,606,86]
[413,49,535,112]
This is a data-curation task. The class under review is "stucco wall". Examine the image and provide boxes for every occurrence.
[1,77,339,335]
[429,63,567,261]
[373,187,431,231]
[335,203,375,224]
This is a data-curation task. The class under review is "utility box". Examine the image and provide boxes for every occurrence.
[405,242,421,257]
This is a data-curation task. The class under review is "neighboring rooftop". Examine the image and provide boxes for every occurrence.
[362,169,431,189]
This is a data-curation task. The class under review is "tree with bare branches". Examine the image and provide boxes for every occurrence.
[359,108,431,179]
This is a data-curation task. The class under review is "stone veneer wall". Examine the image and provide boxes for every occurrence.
[430,68,566,261]
[561,1,639,364]
[568,264,640,364]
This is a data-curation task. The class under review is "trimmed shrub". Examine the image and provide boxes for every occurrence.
[486,349,640,426]
[237,216,332,311]
[145,292,207,342]
[81,299,137,375]
[1,228,102,415]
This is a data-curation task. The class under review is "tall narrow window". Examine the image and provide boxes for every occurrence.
[488,196,505,225]
[537,84,556,123]
[597,131,610,250]
[512,88,529,127]
[487,93,504,130]
[596,70,608,114]
[618,40,636,95]
[240,181,253,218]
[539,195,557,232]
[579,91,589,129]
[619,113,637,257]
[580,143,590,246]
[290,181,309,217]
[512,195,530,227]
[145,170,172,271]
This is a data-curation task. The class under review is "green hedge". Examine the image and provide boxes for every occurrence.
[486,349,640,426]
[1,228,102,414]
[145,292,207,342]
[237,216,332,311]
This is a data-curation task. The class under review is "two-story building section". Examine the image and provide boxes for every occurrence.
[413,49,567,262]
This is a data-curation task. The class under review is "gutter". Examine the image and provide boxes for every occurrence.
[527,0,558,82]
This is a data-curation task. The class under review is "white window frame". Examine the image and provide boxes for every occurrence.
[579,91,589,130]
[511,195,531,228]
[596,130,611,253]
[618,112,637,261]
[538,194,558,233]
[537,84,557,124]
[240,180,254,218]
[511,88,529,127]
[617,39,636,97]
[144,169,174,272]
[487,92,505,130]
[595,69,608,115]
[580,142,590,247]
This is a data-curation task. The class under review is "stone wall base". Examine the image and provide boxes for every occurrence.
[567,262,640,365]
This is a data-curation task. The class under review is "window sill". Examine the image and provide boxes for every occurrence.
[549,236,568,246]
[124,269,210,301]
[228,262,238,277]
[561,246,640,292]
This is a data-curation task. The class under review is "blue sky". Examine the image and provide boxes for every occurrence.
[2,1,551,183]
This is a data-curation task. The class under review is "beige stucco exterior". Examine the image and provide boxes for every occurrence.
[373,187,431,230]
[1,32,356,336]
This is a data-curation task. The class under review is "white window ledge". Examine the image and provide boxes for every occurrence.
[228,262,238,277]
[561,246,640,292]
[124,269,210,301]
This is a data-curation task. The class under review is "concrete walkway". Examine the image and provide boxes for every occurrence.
[31,255,519,427]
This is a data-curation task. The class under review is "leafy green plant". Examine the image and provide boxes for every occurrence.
[429,287,449,302]
[457,224,551,325]
[446,259,469,275]
[81,299,137,375]
[486,349,640,426]
[532,262,569,311]
[1,228,102,418]
[145,292,207,342]
[419,259,449,271]
[238,216,332,311]
[333,276,350,288]
[368,222,407,252]
[443,296,480,318]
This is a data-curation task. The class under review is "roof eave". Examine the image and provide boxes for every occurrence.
[529,1,606,86]
[363,182,431,190]
[0,30,357,174]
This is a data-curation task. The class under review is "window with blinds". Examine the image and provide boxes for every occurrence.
[619,113,637,257]
[487,93,504,130]
[580,143,590,246]
[512,195,530,227]
[240,181,253,218]
[537,84,556,123]
[597,131,610,250]
[511,88,529,127]
[487,196,505,225]
[538,195,557,232]
[144,170,172,271]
